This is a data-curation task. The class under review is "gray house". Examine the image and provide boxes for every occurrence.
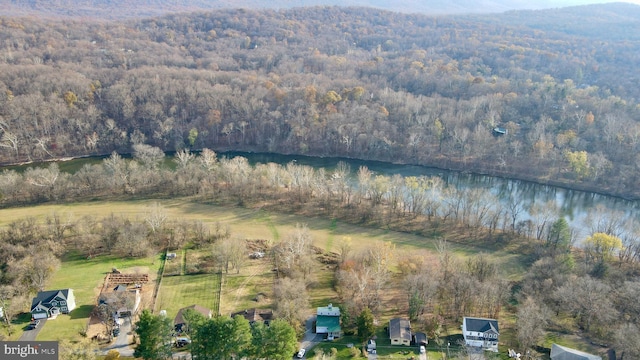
[389,318,411,346]
[550,344,602,360]
[31,289,76,320]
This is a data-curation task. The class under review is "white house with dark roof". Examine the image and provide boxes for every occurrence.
[30,289,76,320]
[389,318,411,346]
[462,317,499,352]
[550,344,602,360]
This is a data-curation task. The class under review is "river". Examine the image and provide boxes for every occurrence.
[222,151,640,241]
[4,151,639,241]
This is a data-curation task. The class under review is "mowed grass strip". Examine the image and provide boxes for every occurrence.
[36,253,162,341]
[155,273,221,320]
[217,256,276,316]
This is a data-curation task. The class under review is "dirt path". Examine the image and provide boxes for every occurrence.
[230,266,261,311]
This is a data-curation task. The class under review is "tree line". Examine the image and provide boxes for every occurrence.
[4,148,640,263]
[1,5,640,198]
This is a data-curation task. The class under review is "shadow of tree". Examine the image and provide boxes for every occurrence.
[70,304,94,319]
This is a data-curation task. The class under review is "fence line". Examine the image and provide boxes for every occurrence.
[151,250,168,313]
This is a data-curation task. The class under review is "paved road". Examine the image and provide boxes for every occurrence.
[18,319,45,341]
[295,316,323,358]
[102,316,134,357]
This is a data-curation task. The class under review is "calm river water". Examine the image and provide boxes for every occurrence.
[6,151,639,240]
[222,151,639,240]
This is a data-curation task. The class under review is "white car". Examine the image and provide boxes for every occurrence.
[297,348,306,358]
[175,337,191,347]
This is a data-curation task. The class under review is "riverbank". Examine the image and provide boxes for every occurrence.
[1,147,636,201]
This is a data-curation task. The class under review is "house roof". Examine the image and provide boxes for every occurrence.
[414,332,428,345]
[464,317,499,334]
[550,344,602,360]
[174,304,212,325]
[316,315,341,332]
[389,318,411,341]
[317,304,340,316]
[231,308,273,323]
[31,289,72,312]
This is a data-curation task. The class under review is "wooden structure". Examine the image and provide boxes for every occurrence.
[107,273,149,285]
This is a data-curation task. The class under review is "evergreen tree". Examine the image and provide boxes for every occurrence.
[547,218,572,257]
[190,315,252,360]
[356,307,376,342]
[251,319,298,360]
[134,309,173,360]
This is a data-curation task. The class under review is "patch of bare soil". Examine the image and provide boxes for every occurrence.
[246,239,270,252]
[86,267,156,342]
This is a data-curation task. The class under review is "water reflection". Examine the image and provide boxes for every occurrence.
[4,150,639,240]
[224,151,639,240]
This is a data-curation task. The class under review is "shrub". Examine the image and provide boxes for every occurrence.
[349,346,360,358]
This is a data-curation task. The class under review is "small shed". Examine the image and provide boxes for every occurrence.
[413,332,428,346]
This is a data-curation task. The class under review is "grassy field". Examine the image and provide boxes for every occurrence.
[218,257,276,316]
[0,199,534,354]
[35,252,162,341]
[155,272,222,320]
[0,200,529,276]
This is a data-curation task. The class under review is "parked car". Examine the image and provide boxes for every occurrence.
[297,348,306,358]
[175,337,192,348]
[27,320,41,330]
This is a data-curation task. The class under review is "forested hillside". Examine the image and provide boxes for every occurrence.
[1,4,640,198]
[0,0,628,19]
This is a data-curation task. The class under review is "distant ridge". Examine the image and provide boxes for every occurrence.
[1,0,639,19]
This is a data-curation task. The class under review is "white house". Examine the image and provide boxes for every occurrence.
[462,317,499,352]
[389,318,411,346]
[315,304,341,340]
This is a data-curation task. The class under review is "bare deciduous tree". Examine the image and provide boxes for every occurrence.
[212,236,246,274]
[273,277,309,331]
[516,297,550,354]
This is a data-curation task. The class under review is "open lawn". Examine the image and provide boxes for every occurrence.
[155,272,222,320]
[0,199,534,350]
[0,200,530,279]
[218,256,275,316]
[34,252,162,341]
